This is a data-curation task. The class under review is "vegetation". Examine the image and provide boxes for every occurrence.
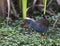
[0,0,60,46]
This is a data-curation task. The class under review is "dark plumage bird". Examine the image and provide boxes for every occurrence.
[23,17,49,37]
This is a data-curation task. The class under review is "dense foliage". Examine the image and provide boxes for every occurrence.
[0,16,60,46]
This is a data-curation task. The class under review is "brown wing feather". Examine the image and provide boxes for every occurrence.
[35,19,49,27]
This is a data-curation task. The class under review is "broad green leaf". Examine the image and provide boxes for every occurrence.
[43,0,47,14]
[22,0,27,19]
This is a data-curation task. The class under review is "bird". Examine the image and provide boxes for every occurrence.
[23,16,49,38]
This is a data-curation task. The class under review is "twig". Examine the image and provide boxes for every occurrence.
[7,0,10,26]
[26,4,44,12]
[11,0,18,18]
[47,0,52,8]
[33,0,37,6]
[53,16,59,28]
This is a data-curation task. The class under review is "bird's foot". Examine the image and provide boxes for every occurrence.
[40,33,46,39]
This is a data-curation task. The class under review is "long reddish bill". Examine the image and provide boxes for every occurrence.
[23,22,28,28]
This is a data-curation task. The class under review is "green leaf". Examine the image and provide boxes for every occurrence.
[43,0,47,14]
[22,0,27,19]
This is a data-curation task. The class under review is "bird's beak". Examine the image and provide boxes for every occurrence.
[23,22,28,28]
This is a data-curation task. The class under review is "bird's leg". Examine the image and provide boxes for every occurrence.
[40,33,45,38]
[33,31,37,34]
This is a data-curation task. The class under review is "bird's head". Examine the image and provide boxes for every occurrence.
[23,17,35,28]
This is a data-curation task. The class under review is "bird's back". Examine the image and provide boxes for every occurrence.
[29,18,49,33]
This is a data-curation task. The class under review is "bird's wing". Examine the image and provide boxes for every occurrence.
[35,20,43,27]
[36,19,49,27]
